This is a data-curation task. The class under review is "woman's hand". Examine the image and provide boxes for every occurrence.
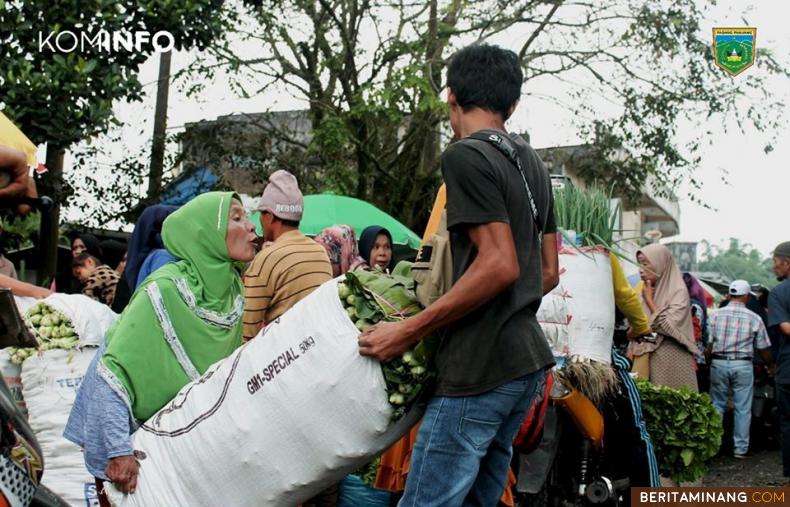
[106,455,139,494]
[642,279,654,301]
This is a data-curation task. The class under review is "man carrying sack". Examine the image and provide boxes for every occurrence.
[358,43,559,505]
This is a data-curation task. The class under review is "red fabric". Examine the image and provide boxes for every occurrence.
[691,314,702,342]
[513,373,553,453]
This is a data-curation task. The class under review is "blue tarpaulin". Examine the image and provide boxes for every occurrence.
[160,167,218,206]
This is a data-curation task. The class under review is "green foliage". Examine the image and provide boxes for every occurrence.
[0,0,232,149]
[355,456,380,487]
[698,238,777,288]
[340,270,437,422]
[636,379,722,483]
[0,211,40,251]
[191,0,787,232]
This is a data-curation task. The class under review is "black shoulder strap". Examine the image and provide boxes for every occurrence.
[467,131,543,234]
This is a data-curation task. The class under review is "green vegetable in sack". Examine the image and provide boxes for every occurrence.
[337,283,351,300]
[29,314,42,326]
[355,457,381,487]
[37,326,51,339]
[9,347,36,365]
[49,312,62,326]
[401,351,419,367]
[345,271,420,320]
[355,320,372,332]
[50,327,61,339]
[60,324,76,338]
[49,337,78,350]
[342,272,438,422]
[26,304,42,316]
[40,315,52,328]
[388,393,405,405]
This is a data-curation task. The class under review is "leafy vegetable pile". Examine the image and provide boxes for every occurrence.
[636,379,722,483]
[11,302,80,364]
[338,269,435,421]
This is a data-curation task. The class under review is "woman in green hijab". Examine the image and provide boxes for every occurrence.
[65,192,258,497]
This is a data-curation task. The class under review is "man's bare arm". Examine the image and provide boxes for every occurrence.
[541,232,559,295]
[0,146,29,199]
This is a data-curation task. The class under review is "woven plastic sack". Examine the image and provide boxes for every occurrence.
[107,279,421,507]
[22,348,101,506]
[537,246,615,364]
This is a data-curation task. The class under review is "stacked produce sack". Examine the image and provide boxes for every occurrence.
[12,295,117,506]
[537,241,615,365]
[108,272,434,507]
[536,185,619,401]
[22,349,100,506]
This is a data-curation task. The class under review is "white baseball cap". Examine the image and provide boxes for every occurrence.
[728,280,751,297]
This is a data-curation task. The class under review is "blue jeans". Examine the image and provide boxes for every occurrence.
[399,370,545,507]
[710,359,754,455]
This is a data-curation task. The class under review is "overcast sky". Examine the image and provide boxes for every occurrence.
[57,0,789,256]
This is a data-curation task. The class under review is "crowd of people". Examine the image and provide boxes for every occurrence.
[621,239,790,481]
[1,41,789,505]
[54,172,403,505]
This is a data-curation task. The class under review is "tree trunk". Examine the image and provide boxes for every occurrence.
[353,118,371,200]
[147,50,172,202]
[37,145,64,286]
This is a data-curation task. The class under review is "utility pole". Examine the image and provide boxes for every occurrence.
[146,50,172,203]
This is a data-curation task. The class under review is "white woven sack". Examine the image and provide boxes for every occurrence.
[13,295,37,315]
[537,247,615,364]
[21,348,101,506]
[107,279,417,507]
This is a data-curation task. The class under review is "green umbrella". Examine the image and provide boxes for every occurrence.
[249,194,421,251]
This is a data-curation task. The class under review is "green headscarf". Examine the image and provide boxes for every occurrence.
[100,192,245,422]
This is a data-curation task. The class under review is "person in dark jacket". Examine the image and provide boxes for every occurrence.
[111,205,178,313]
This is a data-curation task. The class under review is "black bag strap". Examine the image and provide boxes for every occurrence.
[467,131,543,235]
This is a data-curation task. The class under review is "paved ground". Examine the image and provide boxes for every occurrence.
[705,449,787,487]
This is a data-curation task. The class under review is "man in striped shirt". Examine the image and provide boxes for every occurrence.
[708,279,774,458]
[243,170,332,341]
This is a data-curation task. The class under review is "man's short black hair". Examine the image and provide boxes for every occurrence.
[446,43,523,121]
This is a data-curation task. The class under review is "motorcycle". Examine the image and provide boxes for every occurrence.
[0,288,69,507]
[514,372,628,507]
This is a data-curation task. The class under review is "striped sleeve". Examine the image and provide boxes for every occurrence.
[243,252,274,340]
